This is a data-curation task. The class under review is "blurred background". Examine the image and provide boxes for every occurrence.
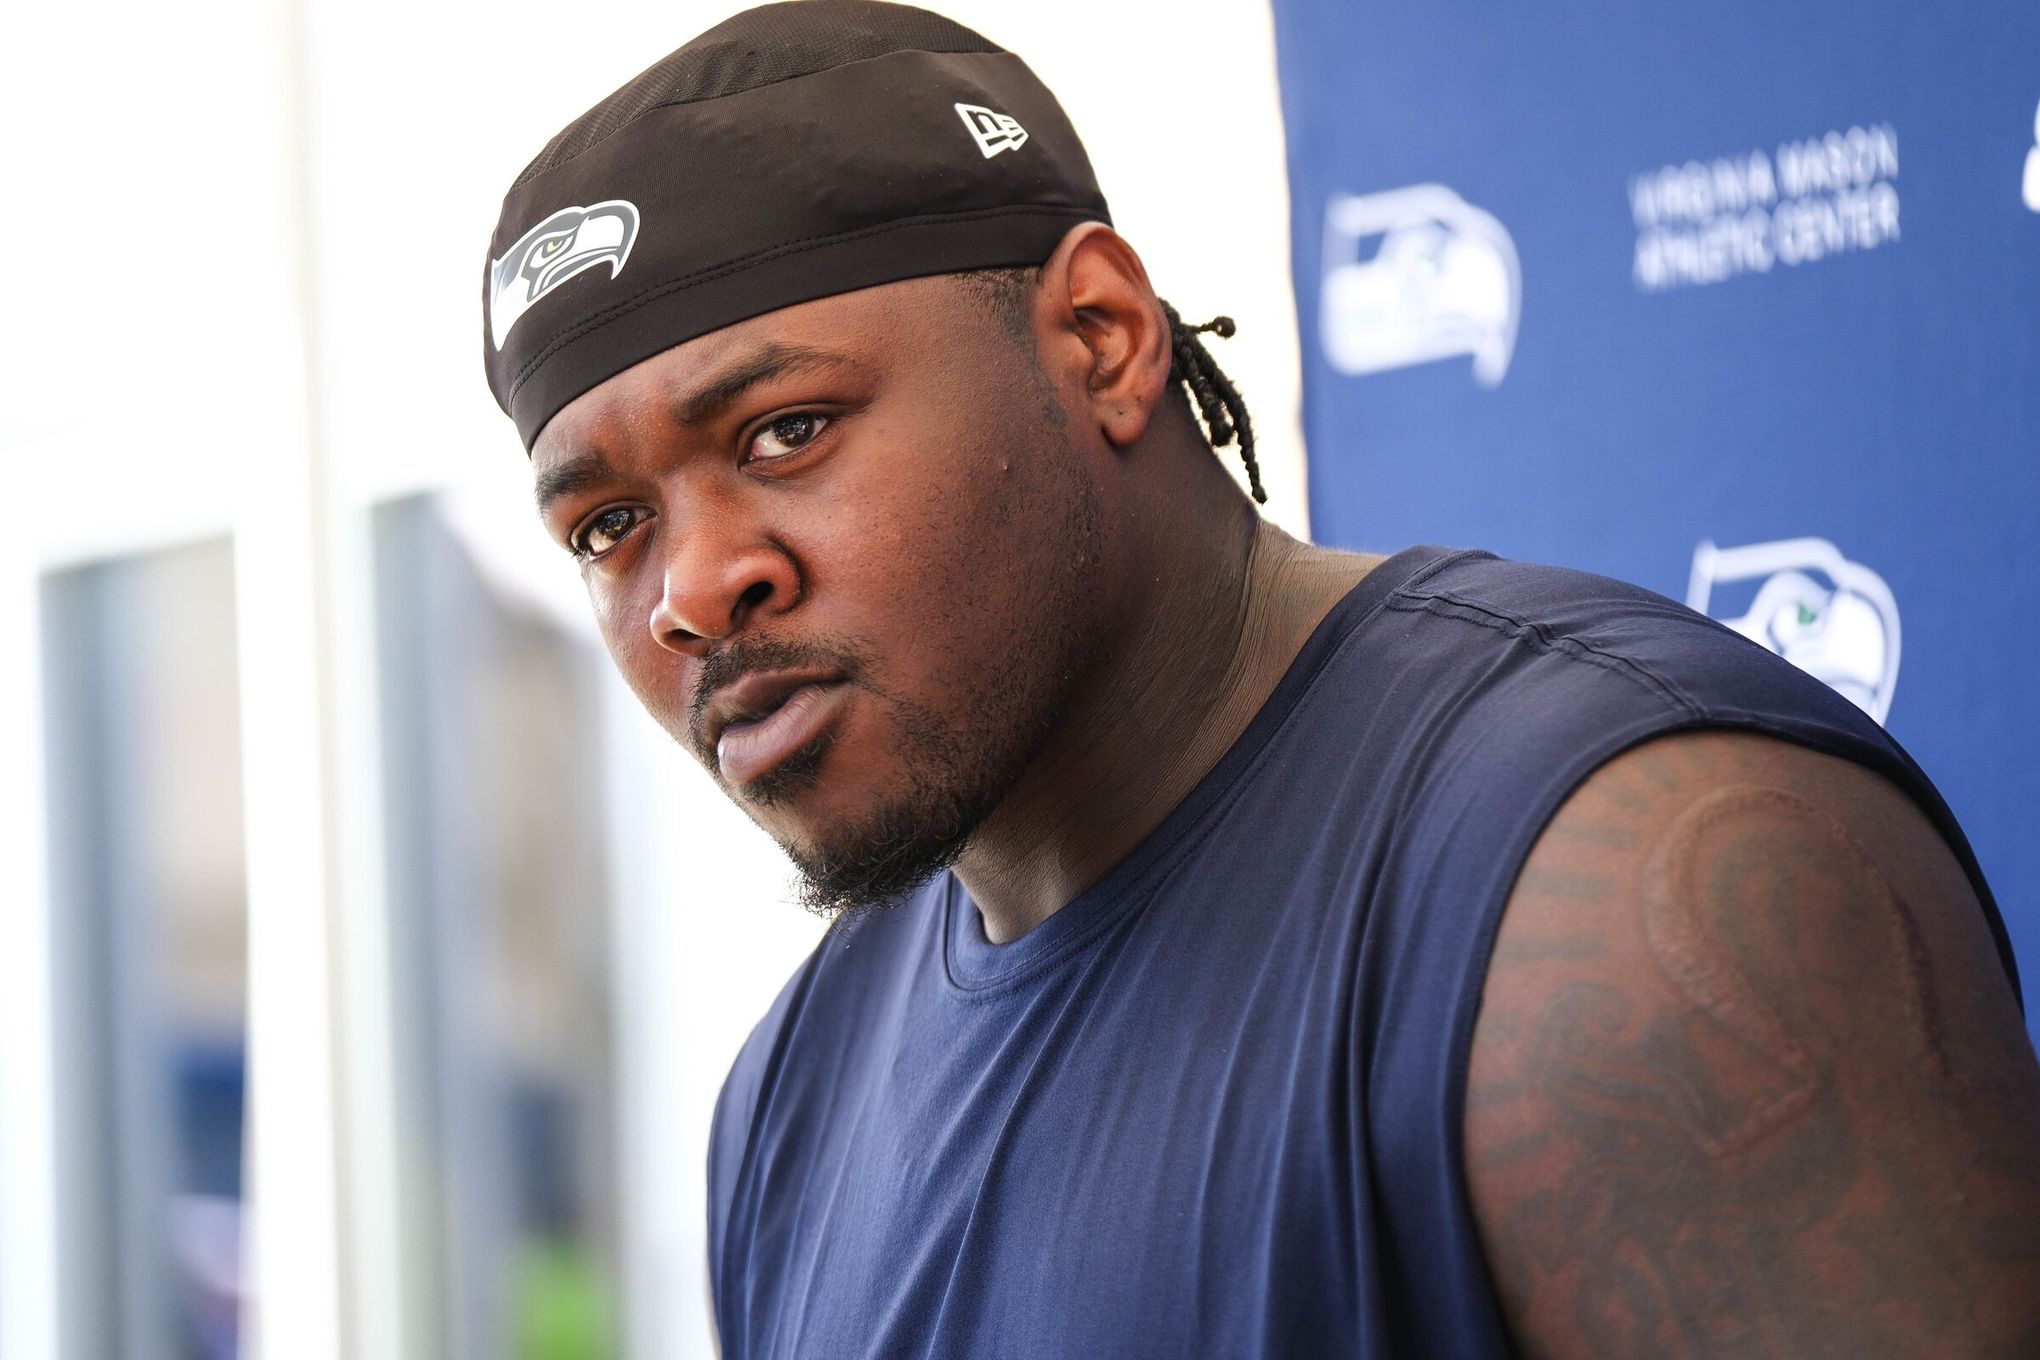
[0,1,2032,1357]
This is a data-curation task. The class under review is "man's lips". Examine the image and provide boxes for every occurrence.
[706,671,849,786]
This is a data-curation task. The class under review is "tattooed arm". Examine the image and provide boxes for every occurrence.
[1464,728,2040,1359]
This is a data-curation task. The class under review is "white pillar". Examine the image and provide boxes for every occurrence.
[236,0,349,1349]
[0,547,60,1360]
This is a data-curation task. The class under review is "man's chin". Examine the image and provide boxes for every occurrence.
[767,786,986,923]
[703,679,1034,920]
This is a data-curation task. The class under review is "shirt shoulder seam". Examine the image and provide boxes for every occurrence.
[1383,587,1708,720]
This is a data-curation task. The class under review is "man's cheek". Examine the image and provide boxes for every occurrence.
[596,599,686,724]
[598,614,646,687]
[586,576,631,641]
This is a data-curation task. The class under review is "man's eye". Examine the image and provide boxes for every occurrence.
[571,506,646,562]
[748,412,828,462]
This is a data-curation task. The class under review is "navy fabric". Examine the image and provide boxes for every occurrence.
[707,544,2015,1359]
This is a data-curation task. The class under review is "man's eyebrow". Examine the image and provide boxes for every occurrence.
[533,344,857,520]
[533,451,616,519]
[672,342,857,428]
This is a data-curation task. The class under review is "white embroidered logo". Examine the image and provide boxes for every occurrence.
[956,103,1028,159]
[488,199,641,351]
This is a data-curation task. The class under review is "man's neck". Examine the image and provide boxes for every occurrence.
[954,504,1383,943]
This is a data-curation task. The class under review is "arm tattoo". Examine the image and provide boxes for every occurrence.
[1466,734,2040,1360]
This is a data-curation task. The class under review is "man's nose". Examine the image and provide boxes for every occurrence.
[647,518,800,655]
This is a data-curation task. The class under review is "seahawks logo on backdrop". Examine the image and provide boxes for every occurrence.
[489,199,641,350]
[2024,96,2040,212]
[1319,184,1520,388]
[1687,536,1902,725]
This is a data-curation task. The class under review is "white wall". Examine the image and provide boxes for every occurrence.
[0,2,1300,1355]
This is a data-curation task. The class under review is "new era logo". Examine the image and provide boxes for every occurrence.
[956,103,1028,158]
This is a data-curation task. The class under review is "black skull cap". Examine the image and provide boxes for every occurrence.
[482,0,1113,450]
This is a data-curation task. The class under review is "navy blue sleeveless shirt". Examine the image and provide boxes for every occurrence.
[708,546,2017,1359]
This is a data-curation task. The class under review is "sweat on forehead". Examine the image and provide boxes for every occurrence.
[481,0,1113,452]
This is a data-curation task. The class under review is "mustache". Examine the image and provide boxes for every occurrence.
[685,634,870,753]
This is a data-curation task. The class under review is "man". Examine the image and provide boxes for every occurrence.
[482,3,2040,1355]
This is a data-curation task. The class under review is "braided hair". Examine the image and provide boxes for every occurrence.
[954,267,1266,504]
[1159,300,1264,505]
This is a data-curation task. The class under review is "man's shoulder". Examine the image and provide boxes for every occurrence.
[706,879,951,1300]
[1464,727,2039,1356]
[1385,548,1754,686]
[709,945,816,1213]
[1348,546,1889,746]
[710,882,943,1167]
[1401,546,1692,616]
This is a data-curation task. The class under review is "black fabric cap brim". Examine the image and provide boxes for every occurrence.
[506,203,1095,449]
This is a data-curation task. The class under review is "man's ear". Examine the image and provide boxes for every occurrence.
[1034,223,1173,449]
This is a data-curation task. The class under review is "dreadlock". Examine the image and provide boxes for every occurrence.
[954,268,1266,504]
[1159,300,1265,505]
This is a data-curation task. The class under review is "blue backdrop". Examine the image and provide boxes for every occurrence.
[1269,0,2040,1040]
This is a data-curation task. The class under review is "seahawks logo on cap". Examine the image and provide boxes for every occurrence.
[489,199,641,350]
